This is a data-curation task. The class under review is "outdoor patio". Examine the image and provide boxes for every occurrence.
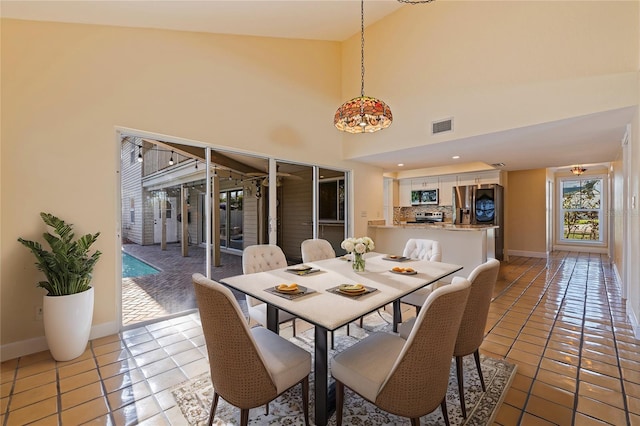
[122,243,245,326]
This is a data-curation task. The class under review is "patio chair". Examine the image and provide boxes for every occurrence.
[192,274,310,426]
[331,276,472,426]
[243,244,297,336]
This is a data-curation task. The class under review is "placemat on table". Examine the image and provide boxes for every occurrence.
[264,286,316,300]
[326,285,377,298]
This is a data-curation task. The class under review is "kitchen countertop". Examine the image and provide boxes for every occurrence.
[369,222,499,231]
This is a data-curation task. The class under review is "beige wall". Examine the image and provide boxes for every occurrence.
[341,1,639,161]
[506,169,547,257]
[0,19,385,354]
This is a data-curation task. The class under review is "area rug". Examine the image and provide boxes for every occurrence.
[171,312,516,425]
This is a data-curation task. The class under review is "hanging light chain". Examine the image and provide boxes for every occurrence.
[360,0,365,98]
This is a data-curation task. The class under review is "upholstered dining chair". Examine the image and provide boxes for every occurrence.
[300,238,335,262]
[192,274,311,426]
[402,238,442,262]
[300,238,345,348]
[242,244,297,336]
[399,258,500,418]
[331,277,472,426]
[399,239,442,317]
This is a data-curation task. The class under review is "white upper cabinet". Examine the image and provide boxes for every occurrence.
[438,175,457,206]
[411,177,438,190]
[399,179,412,207]
[456,170,501,187]
[396,170,502,207]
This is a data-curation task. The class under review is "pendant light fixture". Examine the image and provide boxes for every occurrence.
[334,0,392,133]
[571,165,587,176]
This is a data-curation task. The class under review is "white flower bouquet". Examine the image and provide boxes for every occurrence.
[341,237,374,272]
[341,236,375,254]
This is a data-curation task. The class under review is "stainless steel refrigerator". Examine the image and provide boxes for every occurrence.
[452,184,504,260]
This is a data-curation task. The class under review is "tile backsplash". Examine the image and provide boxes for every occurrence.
[393,206,453,224]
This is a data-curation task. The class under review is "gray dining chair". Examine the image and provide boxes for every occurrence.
[192,274,311,426]
[331,276,472,426]
[242,244,297,336]
[399,258,500,418]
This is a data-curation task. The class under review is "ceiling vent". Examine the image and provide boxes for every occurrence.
[432,118,453,135]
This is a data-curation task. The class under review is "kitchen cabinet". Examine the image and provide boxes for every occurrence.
[438,175,456,206]
[456,170,501,186]
[399,179,412,207]
[412,177,438,190]
[396,170,502,207]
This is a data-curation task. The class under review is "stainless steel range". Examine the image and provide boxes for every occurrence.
[408,211,443,223]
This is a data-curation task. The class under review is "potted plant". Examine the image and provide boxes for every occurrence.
[18,212,101,361]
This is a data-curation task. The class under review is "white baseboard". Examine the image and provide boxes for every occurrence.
[552,244,608,254]
[507,249,547,259]
[627,300,640,340]
[0,321,119,362]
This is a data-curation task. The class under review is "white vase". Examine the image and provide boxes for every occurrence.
[43,287,94,361]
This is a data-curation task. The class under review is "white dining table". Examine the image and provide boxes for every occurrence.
[220,252,463,426]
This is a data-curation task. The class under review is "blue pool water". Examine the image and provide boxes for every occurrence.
[122,252,161,278]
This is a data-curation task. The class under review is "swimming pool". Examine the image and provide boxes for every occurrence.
[122,252,161,278]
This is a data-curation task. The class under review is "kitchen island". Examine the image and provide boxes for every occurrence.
[368,222,499,281]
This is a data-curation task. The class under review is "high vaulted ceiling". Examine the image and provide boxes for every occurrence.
[2,0,634,173]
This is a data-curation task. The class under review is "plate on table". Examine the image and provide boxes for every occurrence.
[287,264,312,272]
[275,284,304,294]
[338,283,367,295]
[286,268,321,276]
[390,267,418,275]
[383,255,410,262]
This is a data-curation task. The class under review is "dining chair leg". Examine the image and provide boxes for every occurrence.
[456,355,467,418]
[208,391,219,426]
[441,398,450,426]
[336,380,344,426]
[331,331,335,350]
[265,402,269,415]
[410,418,420,426]
[474,350,486,391]
[346,323,350,336]
[240,408,249,426]
[359,316,363,328]
[301,376,310,426]
[292,319,296,337]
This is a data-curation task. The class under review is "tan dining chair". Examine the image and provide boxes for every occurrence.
[192,274,311,426]
[300,238,345,348]
[399,239,442,317]
[242,244,297,336]
[300,238,335,262]
[399,258,500,418]
[331,276,472,426]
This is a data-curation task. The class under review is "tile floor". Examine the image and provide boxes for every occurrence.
[2,251,639,425]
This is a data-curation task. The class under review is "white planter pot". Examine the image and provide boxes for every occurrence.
[43,287,94,361]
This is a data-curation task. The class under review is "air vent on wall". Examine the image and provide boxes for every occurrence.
[432,118,453,134]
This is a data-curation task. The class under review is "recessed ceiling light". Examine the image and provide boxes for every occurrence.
[397,163,404,167]
[452,156,460,159]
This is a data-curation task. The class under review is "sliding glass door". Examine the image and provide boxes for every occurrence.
[119,132,350,327]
